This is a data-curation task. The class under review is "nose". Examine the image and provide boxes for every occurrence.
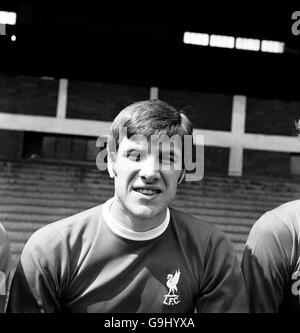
[139,155,160,183]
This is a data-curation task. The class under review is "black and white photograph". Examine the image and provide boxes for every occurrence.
[0,1,299,320]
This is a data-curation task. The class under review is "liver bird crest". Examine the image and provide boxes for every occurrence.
[166,269,181,295]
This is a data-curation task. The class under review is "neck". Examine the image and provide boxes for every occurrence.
[110,196,167,232]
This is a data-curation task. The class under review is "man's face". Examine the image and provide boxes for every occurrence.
[110,134,184,223]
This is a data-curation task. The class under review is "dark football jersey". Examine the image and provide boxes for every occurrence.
[242,200,300,312]
[7,199,247,313]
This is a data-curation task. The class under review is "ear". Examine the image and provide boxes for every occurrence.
[178,169,186,184]
[107,152,117,178]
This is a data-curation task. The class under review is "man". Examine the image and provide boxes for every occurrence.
[0,223,11,312]
[7,100,247,313]
[242,200,300,312]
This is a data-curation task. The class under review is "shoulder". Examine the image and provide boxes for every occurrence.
[169,208,238,277]
[251,200,300,239]
[0,223,10,261]
[169,206,231,245]
[0,223,9,243]
[270,200,300,229]
[50,204,104,236]
[24,204,104,253]
[245,200,300,261]
[0,223,10,253]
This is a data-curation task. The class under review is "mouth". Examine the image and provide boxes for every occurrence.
[133,187,162,196]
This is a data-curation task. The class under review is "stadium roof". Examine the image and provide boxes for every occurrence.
[0,1,299,99]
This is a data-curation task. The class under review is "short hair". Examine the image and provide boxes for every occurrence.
[109,99,193,150]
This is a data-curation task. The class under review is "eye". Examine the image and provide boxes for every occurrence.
[159,151,175,164]
[126,150,142,161]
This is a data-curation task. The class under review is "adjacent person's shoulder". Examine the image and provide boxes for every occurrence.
[0,223,9,241]
[270,199,300,227]
[0,223,10,253]
[251,200,300,239]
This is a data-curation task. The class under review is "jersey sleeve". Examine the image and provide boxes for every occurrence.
[196,229,248,313]
[6,224,70,313]
[0,223,11,312]
[241,212,292,313]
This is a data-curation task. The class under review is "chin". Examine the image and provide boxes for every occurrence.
[132,209,156,219]
[131,206,160,220]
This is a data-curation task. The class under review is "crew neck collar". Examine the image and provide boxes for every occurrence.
[102,197,170,241]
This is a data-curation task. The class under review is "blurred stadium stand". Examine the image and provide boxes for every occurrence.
[1,160,300,265]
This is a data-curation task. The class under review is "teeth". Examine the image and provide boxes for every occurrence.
[135,189,160,195]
